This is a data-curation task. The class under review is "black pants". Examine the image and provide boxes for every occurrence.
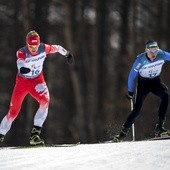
[123,76,169,129]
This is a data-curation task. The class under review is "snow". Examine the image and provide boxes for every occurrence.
[0,140,170,170]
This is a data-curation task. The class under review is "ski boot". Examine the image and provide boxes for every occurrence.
[112,127,129,142]
[30,126,45,146]
[155,125,170,137]
[0,134,4,143]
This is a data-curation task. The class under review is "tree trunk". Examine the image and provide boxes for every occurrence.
[64,0,87,142]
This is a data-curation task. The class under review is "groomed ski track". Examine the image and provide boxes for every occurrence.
[0,140,170,170]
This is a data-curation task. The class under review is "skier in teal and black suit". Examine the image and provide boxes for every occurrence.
[113,40,170,142]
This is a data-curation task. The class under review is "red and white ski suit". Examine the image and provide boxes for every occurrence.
[0,43,68,135]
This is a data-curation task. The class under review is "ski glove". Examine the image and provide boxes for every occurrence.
[126,91,134,100]
[65,51,74,64]
[20,67,31,74]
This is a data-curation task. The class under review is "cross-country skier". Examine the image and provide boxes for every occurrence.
[113,40,170,142]
[0,30,73,145]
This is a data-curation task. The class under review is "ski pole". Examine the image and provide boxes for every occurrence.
[130,99,135,141]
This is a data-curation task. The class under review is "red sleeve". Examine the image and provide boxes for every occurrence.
[44,44,58,54]
[16,49,26,61]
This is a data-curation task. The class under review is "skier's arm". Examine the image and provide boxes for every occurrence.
[44,44,74,64]
[128,69,138,92]
[16,50,31,74]
[162,50,170,61]
[128,58,141,93]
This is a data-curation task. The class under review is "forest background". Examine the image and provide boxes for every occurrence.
[0,0,170,145]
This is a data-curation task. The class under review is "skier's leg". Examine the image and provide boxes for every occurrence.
[113,84,149,142]
[29,82,50,145]
[30,82,50,127]
[152,82,170,136]
[123,87,148,129]
[0,82,27,141]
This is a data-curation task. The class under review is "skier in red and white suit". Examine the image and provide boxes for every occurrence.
[0,30,73,145]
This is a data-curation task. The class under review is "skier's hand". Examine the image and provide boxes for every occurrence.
[20,67,31,74]
[65,51,74,64]
[125,91,134,100]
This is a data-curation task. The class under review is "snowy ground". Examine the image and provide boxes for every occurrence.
[0,140,170,170]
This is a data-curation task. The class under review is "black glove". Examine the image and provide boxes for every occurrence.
[20,67,31,74]
[65,51,74,64]
[125,91,134,100]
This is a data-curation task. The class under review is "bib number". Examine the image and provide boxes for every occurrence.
[31,69,40,76]
[148,70,158,78]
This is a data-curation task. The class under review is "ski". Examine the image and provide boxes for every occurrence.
[99,134,170,143]
[99,140,114,144]
[0,142,80,150]
[45,141,80,147]
[147,136,170,141]
[99,136,170,143]
[56,141,80,147]
[99,140,132,144]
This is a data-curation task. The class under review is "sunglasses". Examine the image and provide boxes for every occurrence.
[147,49,159,53]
